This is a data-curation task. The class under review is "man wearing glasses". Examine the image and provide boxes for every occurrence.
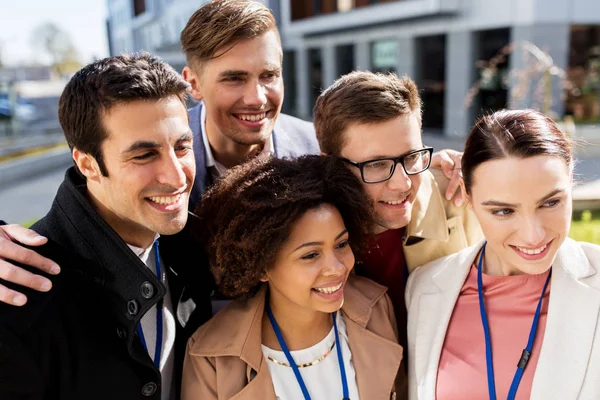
[314,71,483,355]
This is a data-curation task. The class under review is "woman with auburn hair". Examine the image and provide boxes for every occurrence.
[182,155,406,400]
[406,109,600,399]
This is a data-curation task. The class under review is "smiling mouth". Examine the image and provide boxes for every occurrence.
[147,193,182,206]
[380,195,409,206]
[234,112,267,122]
[513,241,550,255]
[312,281,343,294]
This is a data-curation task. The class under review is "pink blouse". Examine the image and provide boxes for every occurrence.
[436,264,551,400]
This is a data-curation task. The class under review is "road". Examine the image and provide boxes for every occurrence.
[0,167,65,225]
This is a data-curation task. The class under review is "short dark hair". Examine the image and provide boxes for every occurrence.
[314,70,422,156]
[58,52,190,176]
[462,108,573,193]
[194,155,373,298]
[180,0,279,72]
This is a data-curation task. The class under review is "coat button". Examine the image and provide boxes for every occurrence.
[141,281,155,299]
[141,382,157,396]
[116,326,127,339]
[127,299,139,316]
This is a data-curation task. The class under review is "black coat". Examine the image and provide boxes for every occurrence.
[0,168,214,400]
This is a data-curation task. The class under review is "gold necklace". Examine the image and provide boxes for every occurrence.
[266,340,336,368]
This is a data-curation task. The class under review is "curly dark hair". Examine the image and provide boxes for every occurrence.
[193,155,373,298]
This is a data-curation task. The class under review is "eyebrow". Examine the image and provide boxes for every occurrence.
[292,229,348,252]
[360,147,424,162]
[219,65,281,78]
[480,188,566,207]
[219,70,248,78]
[122,132,193,154]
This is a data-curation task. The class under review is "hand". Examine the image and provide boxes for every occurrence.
[0,224,60,306]
[430,149,465,207]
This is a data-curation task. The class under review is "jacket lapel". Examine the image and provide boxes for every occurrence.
[230,357,277,400]
[530,239,600,399]
[414,242,483,399]
[188,102,209,209]
[346,318,403,399]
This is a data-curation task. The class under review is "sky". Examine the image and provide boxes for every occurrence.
[0,0,109,66]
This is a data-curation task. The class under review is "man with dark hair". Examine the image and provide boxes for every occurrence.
[314,70,483,356]
[0,52,212,400]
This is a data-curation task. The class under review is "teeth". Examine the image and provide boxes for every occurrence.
[148,194,181,205]
[383,198,406,205]
[238,113,266,122]
[313,282,343,294]
[516,244,547,255]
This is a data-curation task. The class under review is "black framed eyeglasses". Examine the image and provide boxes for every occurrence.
[340,147,433,184]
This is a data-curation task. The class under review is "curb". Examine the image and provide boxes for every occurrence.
[0,147,72,190]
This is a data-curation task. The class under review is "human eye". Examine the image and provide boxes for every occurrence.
[542,198,561,208]
[223,76,243,83]
[404,153,420,163]
[175,143,192,153]
[132,152,155,161]
[491,208,514,217]
[364,160,389,170]
[300,252,320,261]
[336,239,350,249]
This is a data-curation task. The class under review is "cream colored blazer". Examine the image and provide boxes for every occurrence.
[405,238,600,400]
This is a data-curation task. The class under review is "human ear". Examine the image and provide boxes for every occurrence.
[72,148,102,183]
[182,66,203,101]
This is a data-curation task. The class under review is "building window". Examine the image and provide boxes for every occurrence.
[291,0,401,20]
[308,48,323,116]
[566,25,600,123]
[473,28,510,115]
[371,39,397,74]
[416,34,446,131]
[336,44,355,78]
[133,0,146,16]
[282,51,298,116]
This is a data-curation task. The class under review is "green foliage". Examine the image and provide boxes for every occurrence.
[570,210,600,244]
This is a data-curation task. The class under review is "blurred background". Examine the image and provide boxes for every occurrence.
[1,0,599,242]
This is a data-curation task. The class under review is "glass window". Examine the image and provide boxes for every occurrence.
[308,48,323,116]
[566,25,600,123]
[416,35,446,131]
[371,39,397,74]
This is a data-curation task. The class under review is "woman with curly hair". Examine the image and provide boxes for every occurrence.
[181,155,406,400]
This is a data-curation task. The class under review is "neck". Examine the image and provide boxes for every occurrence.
[205,122,263,169]
[86,189,155,249]
[482,244,523,276]
[263,291,333,351]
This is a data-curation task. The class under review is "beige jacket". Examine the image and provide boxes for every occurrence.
[182,275,407,400]
[406,238,600,400]
[404,169,483,272]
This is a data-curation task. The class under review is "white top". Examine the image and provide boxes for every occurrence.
[128,236,176,400]
[262,312,360,400]
[199,100,274,180]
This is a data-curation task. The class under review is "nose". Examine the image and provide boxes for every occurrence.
[322,252,350,277]
[243,80,268,107]
[157,150,187,189]
[386,162,412,192]
[520,215,546,246]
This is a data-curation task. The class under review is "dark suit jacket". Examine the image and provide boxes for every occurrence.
[187,102,320,209]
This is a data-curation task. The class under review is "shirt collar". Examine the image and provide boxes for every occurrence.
[199,101,274,177]
[126,233,160,264]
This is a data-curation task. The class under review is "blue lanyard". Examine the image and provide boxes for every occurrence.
[136,240,163,369]
[266,304,350,400]
[477,242,551,400]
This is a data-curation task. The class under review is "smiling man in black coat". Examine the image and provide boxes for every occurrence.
[0,53,213,400]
